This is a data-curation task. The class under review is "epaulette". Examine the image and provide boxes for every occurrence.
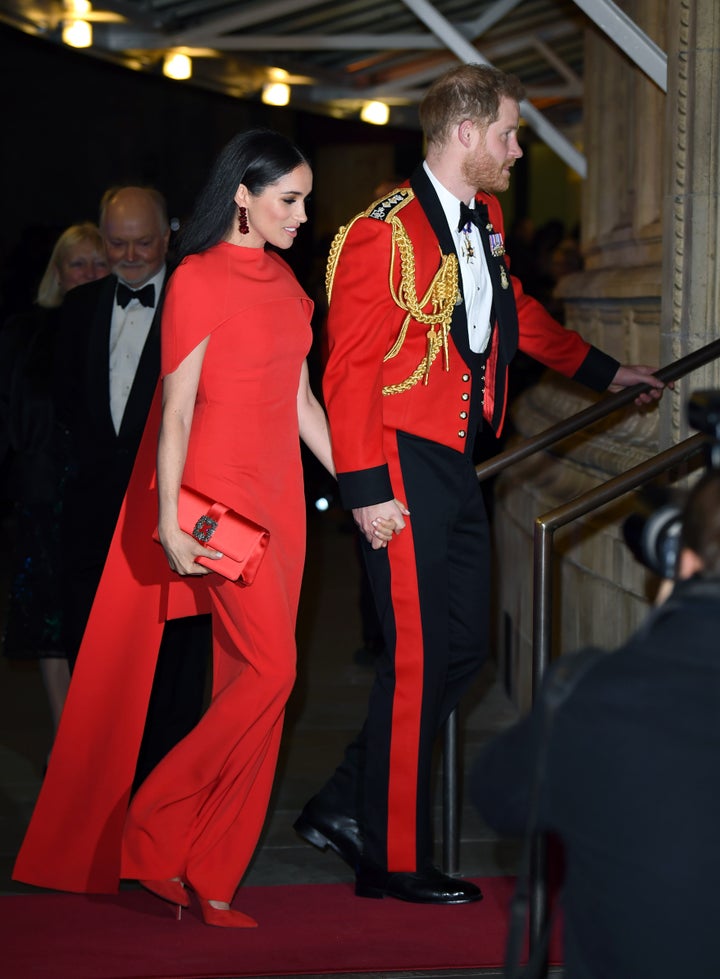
[365,187,413,222]
[326,188,414,302]
[325,183,459,398]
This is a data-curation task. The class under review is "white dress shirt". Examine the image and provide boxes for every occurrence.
[109,267,166,434]
[423,162,492,354]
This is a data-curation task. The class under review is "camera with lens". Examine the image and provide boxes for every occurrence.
[622,389,720,579]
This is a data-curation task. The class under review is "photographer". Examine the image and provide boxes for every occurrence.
[471,467,720,979]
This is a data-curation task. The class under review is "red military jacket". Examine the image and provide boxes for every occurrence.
[323,165,618,508]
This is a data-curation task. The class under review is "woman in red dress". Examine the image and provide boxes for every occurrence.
[13,129,393,927]
[122,129,337,928]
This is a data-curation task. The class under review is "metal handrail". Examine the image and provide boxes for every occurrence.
[532,431,709,689]
[475,337,720,485]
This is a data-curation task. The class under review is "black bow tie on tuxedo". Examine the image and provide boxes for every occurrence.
[458,201,484,232]
[116,282,155,309]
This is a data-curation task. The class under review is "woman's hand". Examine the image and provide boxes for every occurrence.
[159,524,222,576]
[354,498,410,549]
[371,517,396,548]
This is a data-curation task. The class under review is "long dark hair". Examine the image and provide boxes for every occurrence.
[172,128,310,265]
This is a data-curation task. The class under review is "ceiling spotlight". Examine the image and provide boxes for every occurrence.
[360,101,389,126]
[163,53,192,80]
[64,0,91,13]
[262,82,290,107]
[62,19,92,48]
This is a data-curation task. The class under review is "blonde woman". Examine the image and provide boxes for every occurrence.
[36,222,108,308]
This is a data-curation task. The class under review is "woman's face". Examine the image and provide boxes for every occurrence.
[237,163,312,249]
[57,241,109,294]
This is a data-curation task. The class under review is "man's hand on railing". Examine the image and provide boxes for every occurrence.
[608,364,673,406]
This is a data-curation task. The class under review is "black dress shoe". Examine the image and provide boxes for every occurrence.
[355,866,483,904]
[293,798,363,870]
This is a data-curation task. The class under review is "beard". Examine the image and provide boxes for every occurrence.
[461,152,511,195]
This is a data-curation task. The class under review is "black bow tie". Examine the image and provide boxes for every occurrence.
[458,201,483,232]
[116,282,155,309]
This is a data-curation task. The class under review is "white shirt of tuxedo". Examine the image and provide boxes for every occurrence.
[109,267,165,434]
[423,162,492,354]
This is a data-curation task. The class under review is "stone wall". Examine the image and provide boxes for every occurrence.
[493,0,720,708]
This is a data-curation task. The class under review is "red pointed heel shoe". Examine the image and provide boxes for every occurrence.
[198,898,258,929]
[139,879,190,919]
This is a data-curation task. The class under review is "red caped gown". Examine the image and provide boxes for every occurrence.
[13,242,313,900]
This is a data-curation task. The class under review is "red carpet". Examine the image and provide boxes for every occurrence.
[2,877,562,978]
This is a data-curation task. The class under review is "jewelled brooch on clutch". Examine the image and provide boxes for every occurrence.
[193,515,218,543]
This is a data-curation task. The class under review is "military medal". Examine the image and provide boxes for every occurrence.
[500,266,509,289]
[489,232,505,257]
[460,232,475,262]
[458,219,475,263]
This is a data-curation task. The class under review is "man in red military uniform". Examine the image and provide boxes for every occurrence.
[295,63,665,904]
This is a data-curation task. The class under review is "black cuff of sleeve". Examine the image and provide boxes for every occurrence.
[337,465,394,510]
[573,345,620,393]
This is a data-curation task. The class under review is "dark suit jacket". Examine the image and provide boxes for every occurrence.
[471,575,720,979]
[0,305,63,504]
[54,269,209,769]
[55,272,163,574]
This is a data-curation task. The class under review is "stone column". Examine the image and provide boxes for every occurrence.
[660,0,720,445]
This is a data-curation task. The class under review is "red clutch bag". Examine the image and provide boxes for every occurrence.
[153,485,270,583]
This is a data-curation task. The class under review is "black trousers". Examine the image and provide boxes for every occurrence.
[64,568,210,789]
[318,433,490,872]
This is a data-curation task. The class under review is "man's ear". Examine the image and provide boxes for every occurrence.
[677,547,704,580]
[457,120,476,148]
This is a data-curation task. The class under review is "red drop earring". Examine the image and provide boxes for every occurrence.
[238,206,249,235]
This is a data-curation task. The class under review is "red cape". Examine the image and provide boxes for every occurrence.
[13,386,209,893]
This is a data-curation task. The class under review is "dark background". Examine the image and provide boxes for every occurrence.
[0,24,430,319]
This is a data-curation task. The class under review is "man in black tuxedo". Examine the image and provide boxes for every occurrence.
[56,185,209,784]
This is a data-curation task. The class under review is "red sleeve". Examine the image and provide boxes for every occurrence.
[322,217,396,506]
[161,255,229,377]
[513,277,618,390]
[484,196,617,390]
[513,275,589,372]
[160,256,217,377]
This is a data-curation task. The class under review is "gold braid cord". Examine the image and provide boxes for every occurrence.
[325,219,357,304]
[383,222,457,394]
[325,190,459,396]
